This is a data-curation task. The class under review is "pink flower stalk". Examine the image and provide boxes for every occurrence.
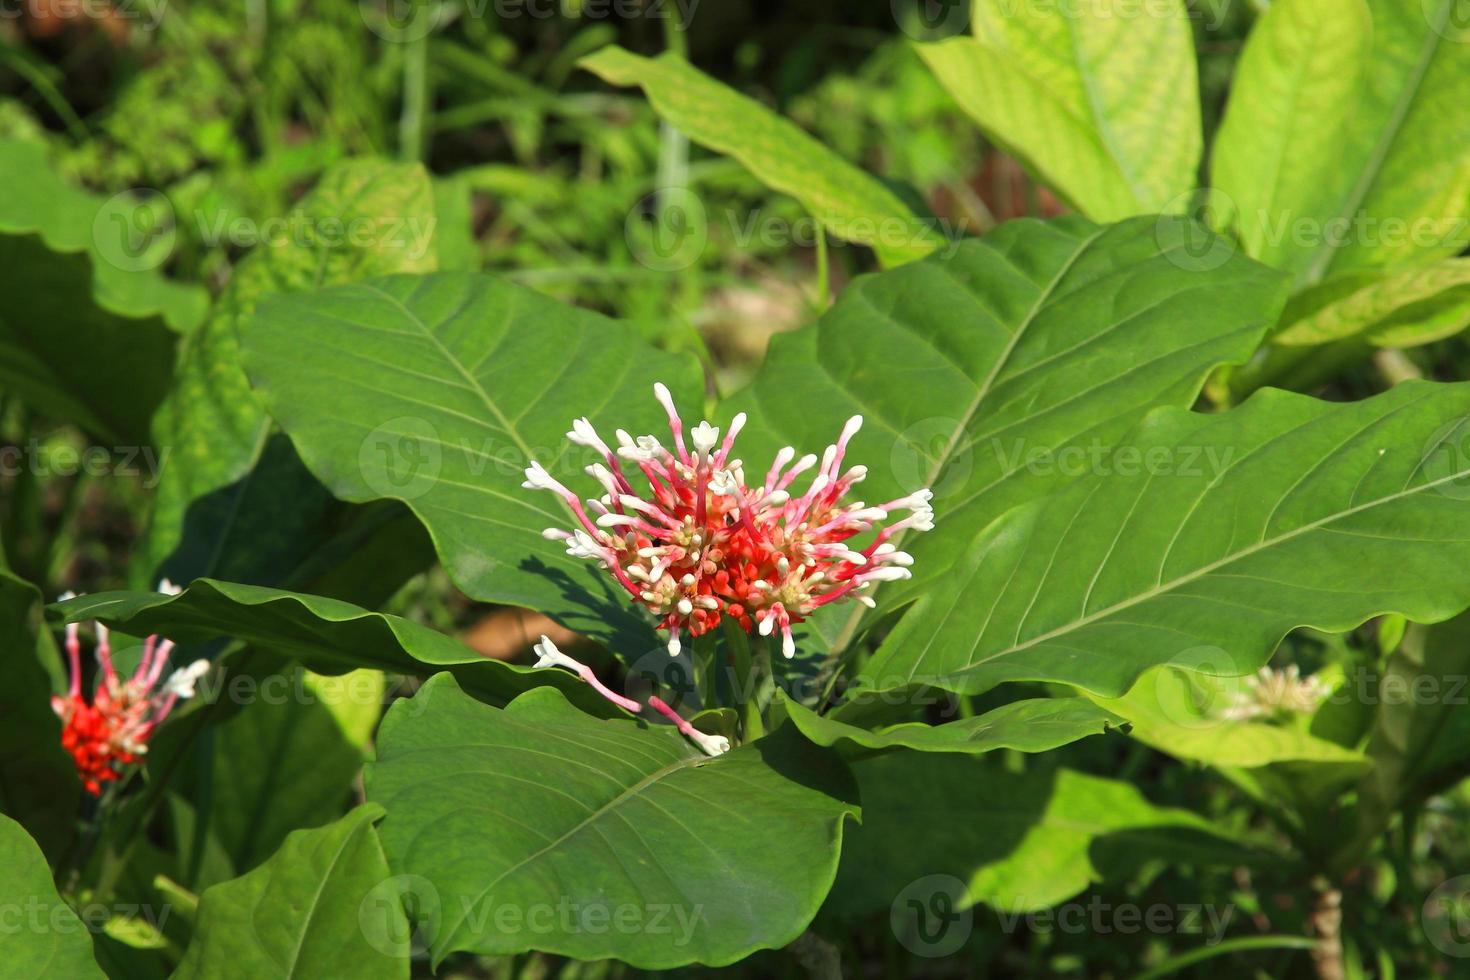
[51,583,209,795]
[532,635,730,756]
[524,383,933,659]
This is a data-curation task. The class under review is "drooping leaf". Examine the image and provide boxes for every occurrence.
[826,755,1244,920]
[779,691,1122,756]
[580,46,942,266]
[240,271,702,651]
[860,381,1470,698]
[731,214,1287,642]
[366,676,859,968]
[173,805,407,980]
[140,159,438,587]
[1209,0,1373,277]
[1293,0,1470,283]
[0,567,80,861]
[1274,259,1470,348]
[0,814,107,978]
[917,0,1201,221]
[1085,664,1370,778]
[51,579,599,710]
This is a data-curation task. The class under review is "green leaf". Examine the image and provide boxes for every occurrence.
[1085,665,1371,776]
[173,805,407,980]
[141,159,438,586]
[731,215,1287,640]
[0,567,80,861]
[51,579,598,710]
[239,271,702,650]
[0,814,106,978]
[917,0,1201,221]
[779,691,1122,755]
[366,676,859,968]
[861,381,1470,698]
[1295,0,1470,282]
[1209,0,1373,276]
[0,139,207,330]
[1274,259,1470,348]
[0,140,207,442]
[827,755,1237,919]
[201,665,381,873]
[579,46,942,266]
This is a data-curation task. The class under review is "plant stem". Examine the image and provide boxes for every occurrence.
[1308,878,1345,980]
[811,220,830,312]
[399,29,431,162]
[722,617,764,740]
[1127,935,1317,980]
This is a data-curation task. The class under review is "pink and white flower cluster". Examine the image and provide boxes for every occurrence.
[523,383,933,659]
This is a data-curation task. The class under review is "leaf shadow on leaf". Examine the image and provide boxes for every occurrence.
[515,553,660,662]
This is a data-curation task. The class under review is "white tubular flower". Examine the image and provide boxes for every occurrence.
[161,659,211,700]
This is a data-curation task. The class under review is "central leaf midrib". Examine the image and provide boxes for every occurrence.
[1299,3,1447,285]
[963,462,1469,672]
[443,749,706,951]
[363,282,539,464]
[831,227,1107,650]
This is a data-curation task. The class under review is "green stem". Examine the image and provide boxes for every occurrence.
[1127,935,1318,980]
[810,221,830,312]
[398,29,431,162]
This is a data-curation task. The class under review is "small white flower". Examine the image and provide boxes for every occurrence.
[162,659,210,699]
[691,420,720,458]
[688,729,730,757]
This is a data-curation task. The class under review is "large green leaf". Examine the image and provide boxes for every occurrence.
[826,755,1242,920]
[0,568,80,862]
[173,805,407,980]
[1209,0,1373,276]
[1274,259,1470,348]
[731,215,1286,644]
[580,46,942,266]
[779,692,1122,756]
[860,381,1470,698]
[1295,0,1470,283]
[366,676,859,968]
[140,159,437,586]
[0,814,106,978]
[51,579,598,710]
[917,0,1200,221]
[240,271,702,650]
